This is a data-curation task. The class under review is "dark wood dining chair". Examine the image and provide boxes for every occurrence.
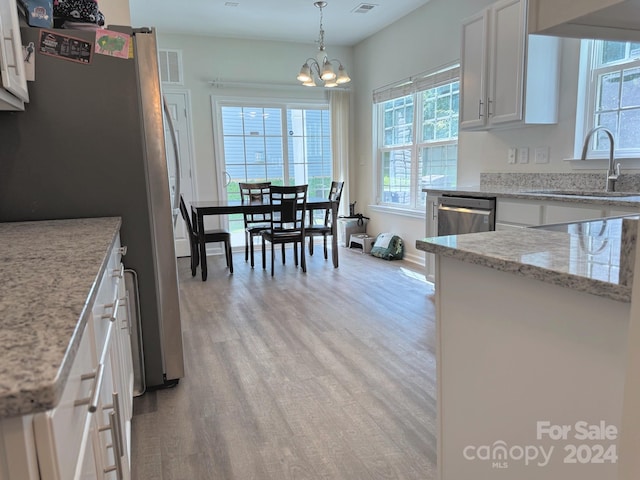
[179,195,233,279]
[238,182,271,268]
[261,185,308,276]
[306,181,344,260]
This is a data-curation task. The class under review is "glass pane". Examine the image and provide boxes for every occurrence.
[221,106,243,135]
[597,72,621,111]
[242,107,265,135]
[621,67,640,108]
[594,113,618,151]
[265,137,282,164]
[264,108,282,135]
[619,109,640,149]
[381,149,411,206]
[599,41,626,66]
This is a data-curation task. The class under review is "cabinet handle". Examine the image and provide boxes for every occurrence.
[102,275,123,322]
[118,246,128,256]
[103,393,125,465]
[74,362,105,412]
[487,99,493,117]
[478,99,484,118]
[432,202,437,221]
[102,412,124,479]
[112,264,124,278]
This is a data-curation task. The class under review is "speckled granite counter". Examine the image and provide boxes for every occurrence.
[0,217,121,418]
[416,215,639,303]
[423,185,640,207]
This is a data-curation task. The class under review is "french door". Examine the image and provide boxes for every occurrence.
[214,101,332,246]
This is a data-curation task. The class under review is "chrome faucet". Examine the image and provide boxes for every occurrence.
[580,126,620,192]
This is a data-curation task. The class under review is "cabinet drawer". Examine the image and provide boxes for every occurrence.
[496,200,542,225]
[33,321,96,480]
[92,235,123,354]
[544,204,605,225]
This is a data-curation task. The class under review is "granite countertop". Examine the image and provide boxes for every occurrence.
[423,185,640,207]
[417,215,639,303]
[0,217,122,418]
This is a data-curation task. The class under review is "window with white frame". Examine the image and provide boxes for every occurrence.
[580,40,640,158]
[374,64,459,210]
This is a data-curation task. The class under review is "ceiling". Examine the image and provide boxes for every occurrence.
[129,0,431,47]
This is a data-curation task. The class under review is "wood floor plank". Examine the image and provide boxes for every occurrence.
[131,247,437,480]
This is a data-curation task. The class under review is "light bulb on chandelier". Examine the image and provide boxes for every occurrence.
[297,1,351,88]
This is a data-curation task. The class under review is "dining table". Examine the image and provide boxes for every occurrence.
[190,197,339,280]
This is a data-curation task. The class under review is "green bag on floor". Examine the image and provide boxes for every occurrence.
[370,233,404,260]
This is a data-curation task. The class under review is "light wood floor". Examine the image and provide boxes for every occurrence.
[131,245,437,480]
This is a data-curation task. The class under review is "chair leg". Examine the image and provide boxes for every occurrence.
[249,234,255,268]
[281,243,286,264]
[323,235,328,259]
[300,240,307,273]
[262,236,267,270]
[309,236,314,255]
[293,242,299,267]
[227,240,234,274]
[244,231,249,262]
[271,241,275,276]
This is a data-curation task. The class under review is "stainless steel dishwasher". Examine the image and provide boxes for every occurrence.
[437,195,496,235]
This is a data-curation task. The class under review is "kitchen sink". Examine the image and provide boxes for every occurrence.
[523,189,639,198]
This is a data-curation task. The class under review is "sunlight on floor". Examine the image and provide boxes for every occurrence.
[400,266,429,284]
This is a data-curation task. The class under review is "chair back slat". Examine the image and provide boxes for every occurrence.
[269,185,308,232]
[239,182,271,224]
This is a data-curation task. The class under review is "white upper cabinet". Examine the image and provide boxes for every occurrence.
[0,0,28,110]
[529,0,640,41]
[460,0,561,130]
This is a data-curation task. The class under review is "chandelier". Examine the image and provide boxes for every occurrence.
[296,1,351,88]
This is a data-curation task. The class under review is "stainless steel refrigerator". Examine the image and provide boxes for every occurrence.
[0,26,185,389]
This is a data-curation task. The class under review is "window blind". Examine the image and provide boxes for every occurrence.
[372,62,460,104]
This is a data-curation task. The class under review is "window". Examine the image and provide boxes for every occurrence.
[580,40,640,158]
[215,101,332,244]
[374,65,459,210]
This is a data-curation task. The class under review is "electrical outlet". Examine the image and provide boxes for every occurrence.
[518,147,529,164]
[507,147,517,164]
[534,146,550,164]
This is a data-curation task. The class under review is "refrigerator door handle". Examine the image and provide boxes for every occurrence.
[163,95,181,226]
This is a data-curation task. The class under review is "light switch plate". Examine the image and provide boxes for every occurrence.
[518,147,529,164]
[534,146,550,164]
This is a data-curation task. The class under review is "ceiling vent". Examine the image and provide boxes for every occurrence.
[352,3,377,14]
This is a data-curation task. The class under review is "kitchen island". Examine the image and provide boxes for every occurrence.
[0,217,133,479]
[417,216,639,479]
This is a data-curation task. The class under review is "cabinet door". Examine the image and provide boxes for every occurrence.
[0,0,29,103]
[33,322,96,480]
[459,10,489,130]
[489,0,526,125]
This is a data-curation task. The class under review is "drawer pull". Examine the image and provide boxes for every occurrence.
[103,392,124,461]
[118,246,128,256]
[102,277,123,322]
[112,264,124,278]
[74,362,105,412]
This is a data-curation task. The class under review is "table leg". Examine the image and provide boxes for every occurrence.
[197,213,208,281]
[331,204,339,268]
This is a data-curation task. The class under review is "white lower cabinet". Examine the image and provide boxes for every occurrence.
[0,235,133,480]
